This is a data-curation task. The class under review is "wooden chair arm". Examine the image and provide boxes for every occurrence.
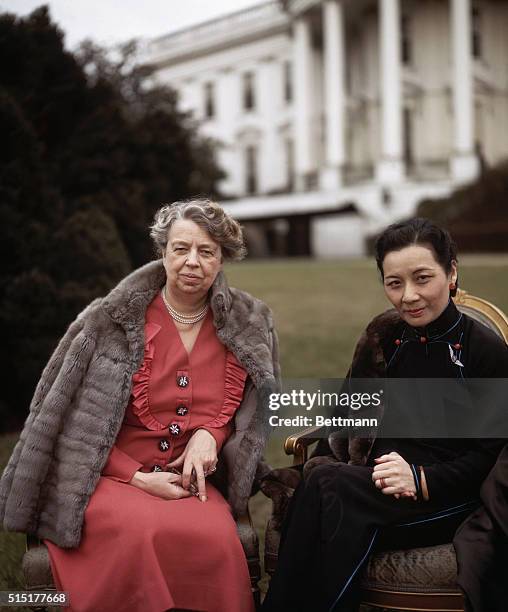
[236,507,261,607]
[284,425,327,465]
[26,533,43,552]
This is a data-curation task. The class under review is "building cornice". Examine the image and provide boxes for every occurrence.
[142,2,290,69]
[281,0,322,17]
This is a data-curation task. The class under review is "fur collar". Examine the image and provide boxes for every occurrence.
[102,260,232,331]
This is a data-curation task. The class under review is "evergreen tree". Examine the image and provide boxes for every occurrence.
[0,6,224,429]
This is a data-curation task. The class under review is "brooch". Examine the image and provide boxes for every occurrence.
[448,344,464,367]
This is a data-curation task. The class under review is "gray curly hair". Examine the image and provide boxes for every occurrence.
[150,199,247,261]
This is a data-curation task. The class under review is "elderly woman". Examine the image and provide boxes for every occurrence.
[0,199,280,612]
[263,218,508,612]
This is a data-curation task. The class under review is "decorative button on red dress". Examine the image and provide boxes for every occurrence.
[45,294,254,612]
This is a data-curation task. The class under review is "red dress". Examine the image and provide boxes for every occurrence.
[45,294,254,612]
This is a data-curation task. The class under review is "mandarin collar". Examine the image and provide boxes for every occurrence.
[407,299,462,340]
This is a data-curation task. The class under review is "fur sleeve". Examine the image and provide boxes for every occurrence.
[311,310,398,463]
[0,300,100,531]
[270,321,281,386]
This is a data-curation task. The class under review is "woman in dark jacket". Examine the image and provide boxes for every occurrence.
[263,218,508,612]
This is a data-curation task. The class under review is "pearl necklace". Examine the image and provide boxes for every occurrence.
[161,288,208,325]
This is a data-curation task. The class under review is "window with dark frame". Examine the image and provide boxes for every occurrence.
[472,5,482,59]
[403,107,414,168]
[245,145,258,194]
[283,60,293,104]
[243,72,255,111]
[401,13,412,66]
[285,138,295,191]
[204,82,215,119]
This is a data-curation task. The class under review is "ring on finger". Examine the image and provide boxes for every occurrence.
[380,477,387,488]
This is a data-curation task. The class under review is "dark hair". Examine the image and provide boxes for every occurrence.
[374,218,458,296]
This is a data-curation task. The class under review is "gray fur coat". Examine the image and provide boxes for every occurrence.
[0,260,280,547]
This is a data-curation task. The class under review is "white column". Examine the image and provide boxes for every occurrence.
[321,0,346,191]
[259,58,283,193]
[293,17,314,191]
[451,0,479,182]
[376,0,404,184]
[217,68,240,197]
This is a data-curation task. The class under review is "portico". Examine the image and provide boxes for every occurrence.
[144,0,508,256]
[287,0,480,189]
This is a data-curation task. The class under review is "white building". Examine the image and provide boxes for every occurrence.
[143,0,508,256]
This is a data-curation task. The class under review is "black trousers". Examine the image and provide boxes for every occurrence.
[262,462,477,612]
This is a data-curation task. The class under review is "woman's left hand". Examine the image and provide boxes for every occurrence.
[372,451,417,500]
[167,429,217,502]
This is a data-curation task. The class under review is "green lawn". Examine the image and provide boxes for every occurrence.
[2,255,508,599]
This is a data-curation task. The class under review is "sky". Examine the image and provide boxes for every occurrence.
[0,0,265,49]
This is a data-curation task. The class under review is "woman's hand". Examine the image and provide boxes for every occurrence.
[167,429,218,502]
[372,451,417,500]
[129,470,192,500]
